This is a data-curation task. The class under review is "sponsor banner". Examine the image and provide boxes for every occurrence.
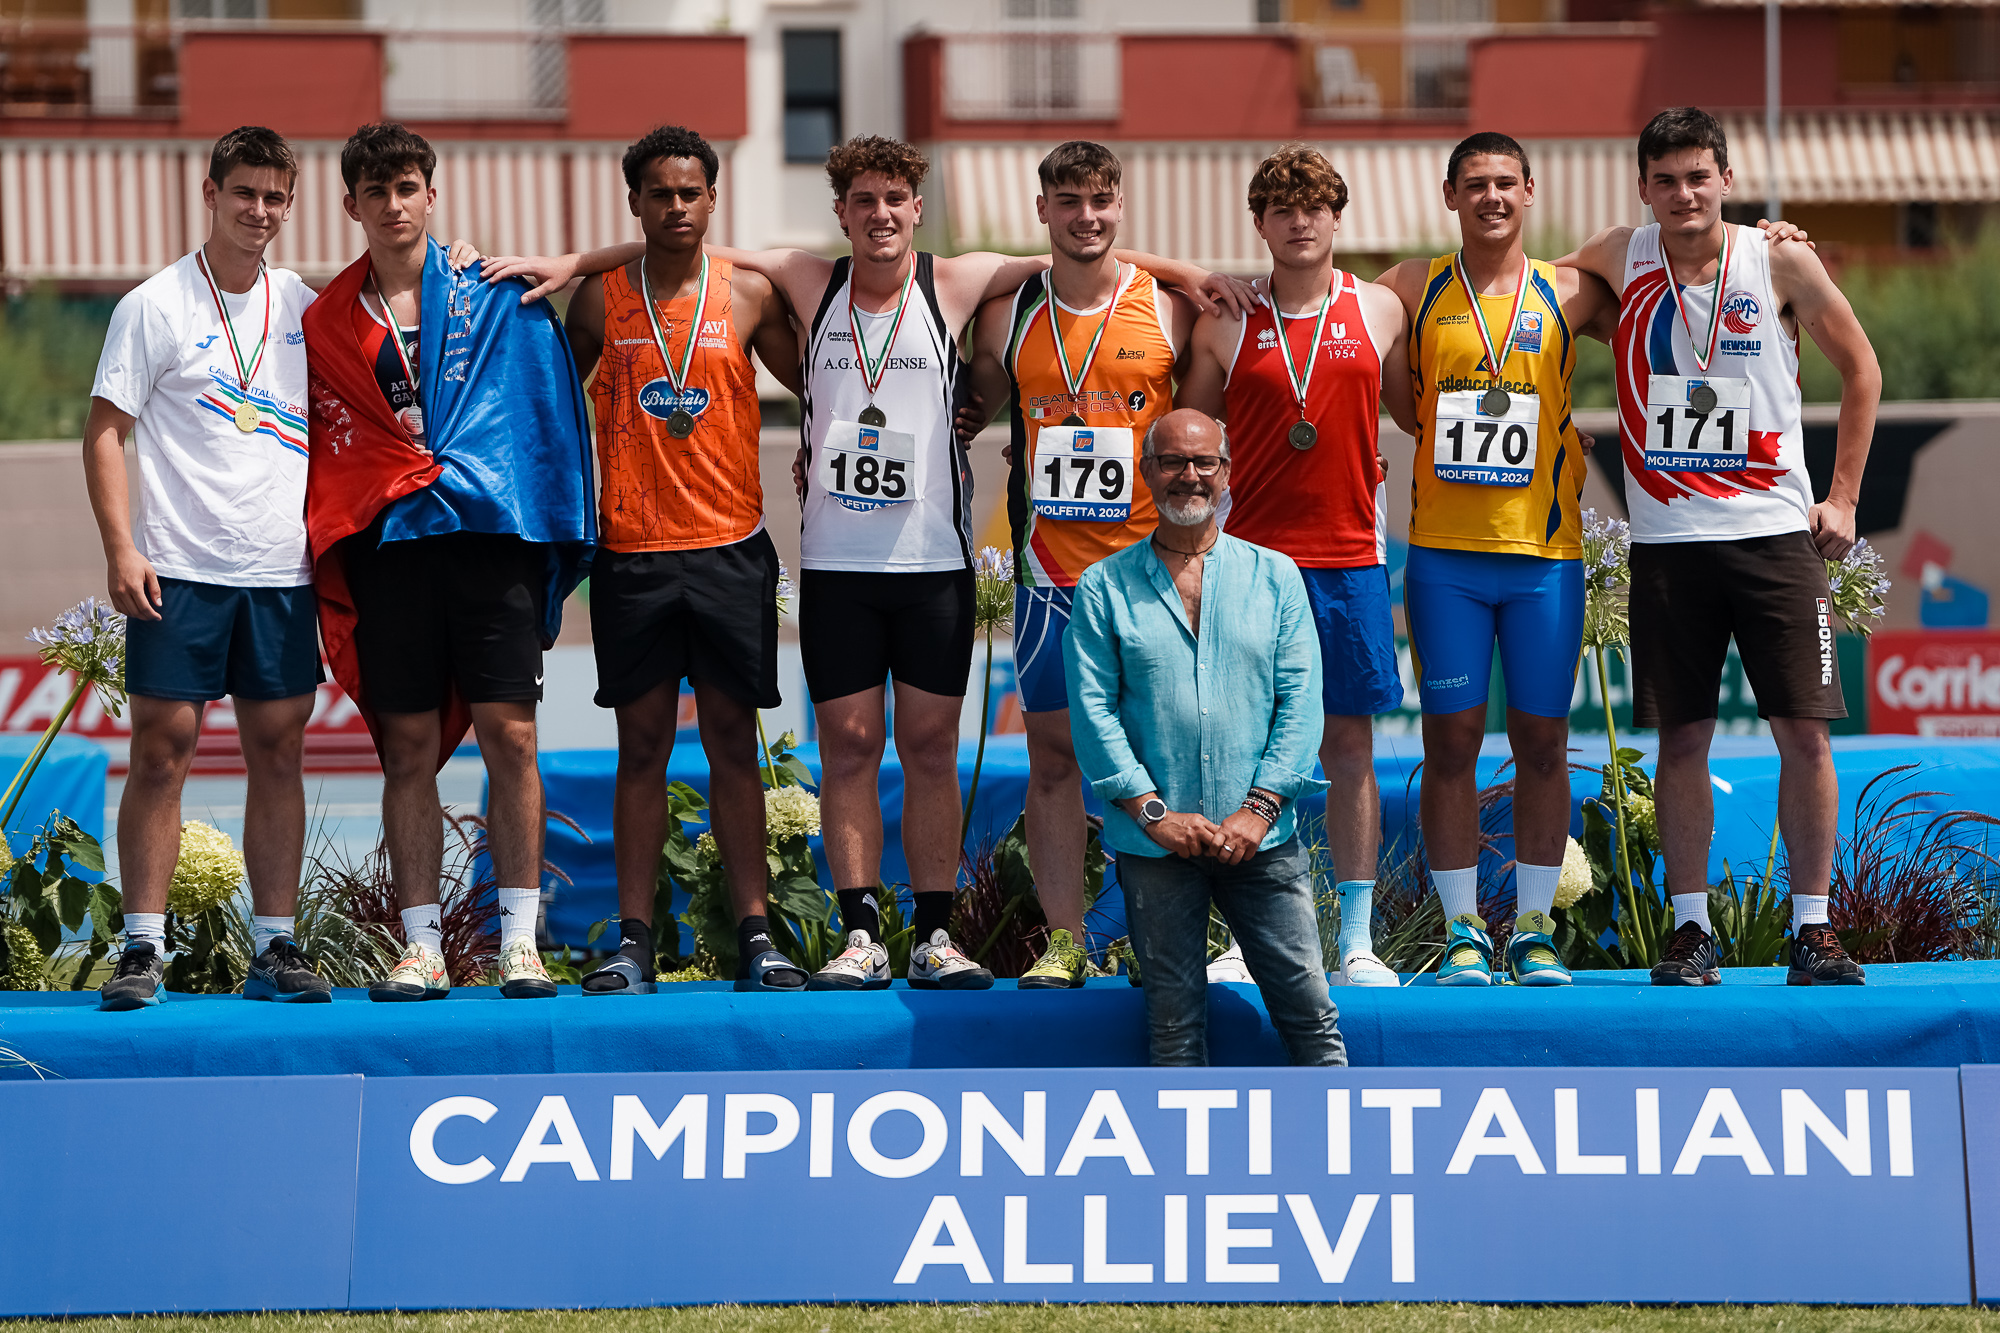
[0,655,376,774]
[353,1067,1968,1308]
[1963,1065,2000,1304]
[1867,631,2000,736]
[0,1075,365,1316]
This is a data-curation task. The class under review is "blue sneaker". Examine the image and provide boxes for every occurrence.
[1507,910,1573,987]
[1438,913,1494,987]
[99,942,164,1010]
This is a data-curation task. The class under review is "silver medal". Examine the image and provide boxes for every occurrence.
[1288,420,1318,450]
[1689,383,1718,415]
[858,404,888,428]
[1481,387,1511,417]
[666,409,695,439]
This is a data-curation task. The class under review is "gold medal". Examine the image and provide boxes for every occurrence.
[234,401,259,433]
[196,249,271,437]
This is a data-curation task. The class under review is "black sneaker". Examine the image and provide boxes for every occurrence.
[1650,921,1721,986]
[99,942,165,1010]
[1788,923,1867,986]
[245,937,334,1003]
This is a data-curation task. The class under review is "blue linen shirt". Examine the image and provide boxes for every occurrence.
[1063,531,1328,859]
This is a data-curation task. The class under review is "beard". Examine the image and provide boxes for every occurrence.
[1157,489,1217,526]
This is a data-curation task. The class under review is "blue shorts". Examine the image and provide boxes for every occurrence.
[1402,546,1582,718]
[125,578,324,704]
[1013,584,1074,714]
[1300,565,1404,717]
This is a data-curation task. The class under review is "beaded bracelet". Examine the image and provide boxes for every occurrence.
[1240,790,1282,825]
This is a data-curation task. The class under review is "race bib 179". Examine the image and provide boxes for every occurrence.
[1031,425,1136,522]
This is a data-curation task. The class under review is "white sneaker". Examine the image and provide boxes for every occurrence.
[498,937,558,999]
[1337,947,1400,987]
[1206,941,1254,985]
[807,930,892,990]
[908,929,995,990]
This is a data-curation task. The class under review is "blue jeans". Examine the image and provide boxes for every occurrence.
[1119,837,1347,1067]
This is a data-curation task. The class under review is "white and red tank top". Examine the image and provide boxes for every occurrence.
[1221,270,1385,568]
[1615,223,1810,544]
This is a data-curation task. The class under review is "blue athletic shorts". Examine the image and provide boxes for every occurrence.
[1013,584,1075,714]
[1402,546,1582,718]
[125,577,324,703]
[1299,565,1404,717]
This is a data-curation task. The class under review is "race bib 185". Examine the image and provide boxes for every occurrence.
[818,419,916,510]
[1431,389,1540,487]
[1031,425,1136,522]
[1642,376,1753,472]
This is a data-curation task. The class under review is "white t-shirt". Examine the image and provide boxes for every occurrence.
[90,250,316,586]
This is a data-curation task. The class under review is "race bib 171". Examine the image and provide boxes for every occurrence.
[1642,376,1753,472]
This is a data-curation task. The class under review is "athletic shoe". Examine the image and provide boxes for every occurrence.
[1437,913,1494,987]
[1018,928,1088,990]
[808,931,892,990]
[908,929,995,990]
[245,937,333,1003]
[1788,923,1867,986]
[1205,941,1254,985]
[1506,910,1573,987]
[1650,920,1721,986]
[98,942,164,1011]
[1337,948,1399,987]
[368,942,450,1002]
[498,938,558,999]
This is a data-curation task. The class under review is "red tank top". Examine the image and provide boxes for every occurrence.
[1222,271,1383,568]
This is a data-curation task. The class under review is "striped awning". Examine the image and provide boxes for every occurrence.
[940,112,2000,268]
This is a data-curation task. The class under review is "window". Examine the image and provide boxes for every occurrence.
[783,30,842,166]
[1256,0,1283,20]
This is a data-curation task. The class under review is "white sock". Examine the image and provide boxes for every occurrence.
[123,912,167,956]
[1671,892,1712,935]
[1431,866,1479,922]
[251,915,294,956]
[1792,894,1830,927]
[497,887,540,948]
[400,906,443,954]
[1514,862,1560,920]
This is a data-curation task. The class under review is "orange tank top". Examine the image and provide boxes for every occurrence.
[1005,264,1174,588]
[589,257,762,552]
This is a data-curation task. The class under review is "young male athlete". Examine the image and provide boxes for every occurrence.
[1563,107,1880,987]
[1373,133,1622,988]
[86,127,332,1009]
[487,135,1247,992]
[1176,143,1415,989]
[958,140,1215,989]
[560,126,806,994]
[305,123,594,1003]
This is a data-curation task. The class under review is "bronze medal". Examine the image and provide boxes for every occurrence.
[1062,413,1086,427]
[1288,419,1318,450]
[234,401,259,433]
[858,403,888,428]
[1481,387,1511,417]
[666,409,695,439]
[1689,383,1718,415]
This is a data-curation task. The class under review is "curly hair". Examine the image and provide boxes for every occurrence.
[207,125,296,189]
[623,124,719,192]
[824,135,927,200]
[1246,143,1348,218]
[340,122,434,194]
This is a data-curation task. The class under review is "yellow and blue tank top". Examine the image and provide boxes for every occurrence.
[1409,254,1584,560]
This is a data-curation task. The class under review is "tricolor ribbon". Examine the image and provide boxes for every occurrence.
[196,249,270,400]
[1452,251,1531,384]
[849,258,915,402]
[1667,222,1735,374]
[1048,262,1134,409]
[1273,269,1339,421]
[640,252,710,408]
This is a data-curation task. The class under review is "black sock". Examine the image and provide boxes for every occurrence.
[617,917,655,970]
[913,891,954,941]
[837,888,881,943]
[736,914,775,975]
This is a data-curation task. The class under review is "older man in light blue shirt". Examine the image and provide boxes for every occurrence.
[1066,408,1345,1067]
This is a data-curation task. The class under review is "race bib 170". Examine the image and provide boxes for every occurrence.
[1431,389,1540,487]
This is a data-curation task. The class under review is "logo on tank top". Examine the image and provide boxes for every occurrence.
[1127,390,1147,411]
[1114,347,1145,360]
[638,379,711,422]
[1513,311,1543,354]
[1257,328,1278,349]
[1722,292,1761,334]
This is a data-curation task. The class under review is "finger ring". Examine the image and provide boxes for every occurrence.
[1221,844,1231,853]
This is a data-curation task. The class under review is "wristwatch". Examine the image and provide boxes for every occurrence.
[1137,797,1168,828]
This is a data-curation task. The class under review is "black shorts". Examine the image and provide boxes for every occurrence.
[799,568,974,702]
[587,531,782,710]
[1630,530,1846,728]
[340,525,549,714]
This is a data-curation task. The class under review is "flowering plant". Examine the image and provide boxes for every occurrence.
[1579,509,1631,652]
[775,561,796,619]
[1553,837,1596,910]
[1826,538,1890,637]
[168,822,246,918]
[963,545,1016,844]
[0,598,128,837]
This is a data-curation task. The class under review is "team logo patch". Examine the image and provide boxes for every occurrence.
[638,378,711,422]
[1722,291,1761,335]
[286,330,305,345]
[1256,328,1277,348]
[1072,430,1095,454]
[1513,311,1543,354]
[858,428,881,451]
[195,335,218,350]
[1127,390,1146,411]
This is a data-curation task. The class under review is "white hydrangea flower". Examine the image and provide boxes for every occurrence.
[1553,836,1595,909]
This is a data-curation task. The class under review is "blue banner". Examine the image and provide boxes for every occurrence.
[1963,1064,2000,1304]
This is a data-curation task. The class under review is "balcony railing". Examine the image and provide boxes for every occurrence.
[941,33,1120,122]
[383,31,568,121]
[0,21,178,117]
[1300,28,1489,121]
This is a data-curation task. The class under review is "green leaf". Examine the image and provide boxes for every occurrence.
[781,756,816,789]
[56,827,104,874]
[55,875,91,933]
[585,918,610,946]
[85,884,123,944]
[770,873,830,921]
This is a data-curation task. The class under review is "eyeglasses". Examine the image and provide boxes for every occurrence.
[1150,455,1226,476]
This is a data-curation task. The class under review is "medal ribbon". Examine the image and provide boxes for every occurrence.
[195,250,270,397]
[367,268,420,399]
[848,258,915,402]
[1667,222,1734,374]
[1452,251,1531,386]
[1048,262,1134,408]
[640,253,710,406]
[1273,269,1339,420]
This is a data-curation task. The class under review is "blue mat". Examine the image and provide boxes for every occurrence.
[5,960,1996,1079]
[530,737,2000,949]
[0,733,108,856]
